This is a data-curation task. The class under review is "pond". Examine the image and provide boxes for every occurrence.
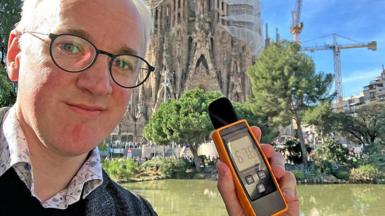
[124,180,385,216]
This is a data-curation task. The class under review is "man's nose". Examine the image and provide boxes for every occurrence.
[76,55,113,95]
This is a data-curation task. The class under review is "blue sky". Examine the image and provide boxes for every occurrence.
[260,0,385,98]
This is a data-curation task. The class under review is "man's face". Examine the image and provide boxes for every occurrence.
[12,0,145,156]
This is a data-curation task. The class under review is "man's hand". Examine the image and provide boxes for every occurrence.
[216,126,300,216]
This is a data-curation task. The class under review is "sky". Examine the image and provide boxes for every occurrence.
[260,0,385,98]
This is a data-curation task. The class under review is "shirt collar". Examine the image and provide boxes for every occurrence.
[0,106,104,209]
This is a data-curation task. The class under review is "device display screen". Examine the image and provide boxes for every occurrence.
[228,135,262,172]
[224,129,276,201]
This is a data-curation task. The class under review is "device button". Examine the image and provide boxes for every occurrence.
[258,171,266,179]
[257,184,266,193]
[255,165,260,171]
[245,175,255,185]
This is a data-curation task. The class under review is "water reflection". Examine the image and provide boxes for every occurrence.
[124,180,228,216]
[124,180,385,216]
[299,184,385,216]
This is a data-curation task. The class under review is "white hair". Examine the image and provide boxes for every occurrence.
[132,0,154,50]
[16,0,153,52]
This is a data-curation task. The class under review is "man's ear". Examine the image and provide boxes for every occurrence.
[7,30,22,82]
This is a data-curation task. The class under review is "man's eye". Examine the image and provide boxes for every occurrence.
[59,43,81,54]
[115,59,133,71]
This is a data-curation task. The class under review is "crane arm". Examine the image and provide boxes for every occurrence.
[338,41,377,51]
[302,41,377,52]
[301,45,333,52]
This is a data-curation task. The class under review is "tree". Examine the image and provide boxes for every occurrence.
[0,70,16,106]
[232,101,278,143]
[304,101,385,154]
[337,102,385,146]
[303,102,339,140]
[143,99,182,151]
[0,0,23,47]
[0,0,22,107]
[314,138,350,165]
[144,88,222,171]
[247,41,334,166]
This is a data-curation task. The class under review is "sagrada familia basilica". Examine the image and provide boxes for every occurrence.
[107,0,263,144]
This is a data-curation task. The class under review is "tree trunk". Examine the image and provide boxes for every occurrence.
[370,134,376,144]
[163,145,165,158]
[189,144,201,172]
[294,115,308,167]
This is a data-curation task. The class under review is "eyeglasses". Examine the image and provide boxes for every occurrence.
[25,32,155,88]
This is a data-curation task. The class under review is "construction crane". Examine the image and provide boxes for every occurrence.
[302,34,377,110]
[290,0,303,43]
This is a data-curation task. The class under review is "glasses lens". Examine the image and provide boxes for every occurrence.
[110,55,150,87]
[51,35,96,72]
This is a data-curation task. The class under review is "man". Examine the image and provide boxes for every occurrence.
[1,0,298,215]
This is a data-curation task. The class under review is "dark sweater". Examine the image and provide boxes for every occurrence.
[0,167,86,215]
[0,107,157,216]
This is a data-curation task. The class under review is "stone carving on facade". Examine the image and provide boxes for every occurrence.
[108,0,262,144]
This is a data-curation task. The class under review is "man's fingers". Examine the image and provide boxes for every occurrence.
[270,152,286,178]
[250,126,261,142]
[280,171,300,216]
[260,144,285,178]
[260,144,274,158]
[216,160,245,216]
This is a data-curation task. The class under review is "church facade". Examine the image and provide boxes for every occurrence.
[107,0,262,145]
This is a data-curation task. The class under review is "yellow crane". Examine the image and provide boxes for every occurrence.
[289,0,377,110]
[290,0,303,43]
[302,34,377,110]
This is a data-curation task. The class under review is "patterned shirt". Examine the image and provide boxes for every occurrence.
[0,107,103,209]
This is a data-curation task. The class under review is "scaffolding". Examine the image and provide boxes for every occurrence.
[146,0,164,9]
[221,0,262,55]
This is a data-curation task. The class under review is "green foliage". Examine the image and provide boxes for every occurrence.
[314,138,350,165]
[291,169,305,181]
[339,102,385,145]
[305,102,385,146]
[102,159,138,181]
[361,141,385,170]
[247,41,334,126]
[288,165,323,182]
[0,69,16,106]
[143,100,177,145]
[233,101,278,143]
[333,169,350,180]
[98,144,108,152]
[0,0,23,46]
[349,164,384,183]
[285,140,303,164]
[173,89,222,144]
[140,158,192,178]
[143,88,222,171]
[144,88,222,146]
[0,0,22,107]
[247,41,334,165]
[303,102,338,135]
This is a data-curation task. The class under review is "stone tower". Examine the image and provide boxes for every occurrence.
[108,0,263,144]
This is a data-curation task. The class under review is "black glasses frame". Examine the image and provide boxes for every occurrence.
[27,32,155,88]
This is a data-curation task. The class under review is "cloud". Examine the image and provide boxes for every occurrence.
[343,68,382,83]
[343,68,382,97]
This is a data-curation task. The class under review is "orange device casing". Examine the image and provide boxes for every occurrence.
[212,119,288,216]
